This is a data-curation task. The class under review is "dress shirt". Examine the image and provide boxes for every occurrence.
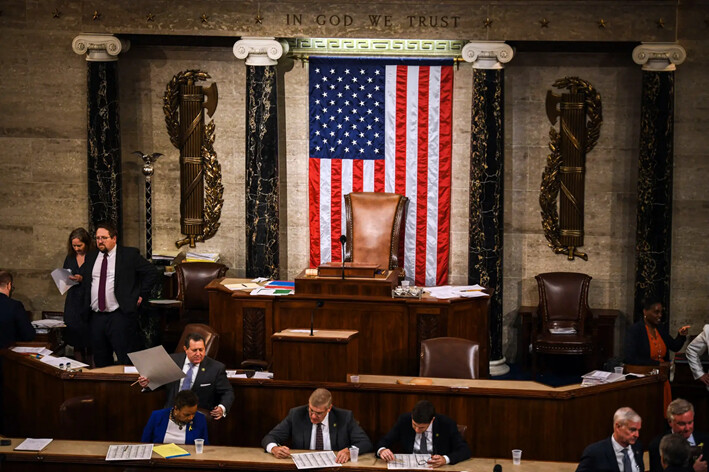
[90,246,119,312]
[415,422,450,464]
[163,417,188,444]
[180,356,226,417]
[612,436,640,472]
[309,413,332,450]
[686,325,709,390]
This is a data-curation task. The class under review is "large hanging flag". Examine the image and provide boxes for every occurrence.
[308,56,453,286]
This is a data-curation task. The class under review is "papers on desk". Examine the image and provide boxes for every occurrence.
[105,444,153,461]
[14,438,53,451]
[40,355,88,369]
[32,319,65,329]
[225,370,273,379]
[425,285,486,299]
[581,370,626,386]
[250,287,294,296]
[128,345,185,390]
[223,282,262,291]
[291,451,341,469]
[11,346,53,356]
[387,454,432,469]
[153,443,189,458]
[51,268,78,295]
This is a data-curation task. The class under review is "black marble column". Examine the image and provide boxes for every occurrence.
[87,61,123,237]
[634,71,674,322]
[245,65,280,279]
[469,69,505,361]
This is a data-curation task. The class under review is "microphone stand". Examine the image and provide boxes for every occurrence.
[310,300,324,336]
[339,234,347,280]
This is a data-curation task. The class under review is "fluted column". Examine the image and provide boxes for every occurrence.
[462,42,514,376]
[631,43,686,322]
[234,38,288,279]
[72,34,129,237]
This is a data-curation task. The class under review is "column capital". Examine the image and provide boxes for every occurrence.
[461,41,514,69]
[632,43,686,71]
[233,37,289,66]
[72,34,130,62]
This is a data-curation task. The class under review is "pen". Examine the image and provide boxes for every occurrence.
[130,380,140,386]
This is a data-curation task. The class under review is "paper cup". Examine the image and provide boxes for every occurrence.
[194,438,204,454]
[349,446,359,462]
[512,449,522,465]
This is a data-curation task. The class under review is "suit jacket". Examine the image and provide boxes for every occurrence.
[261,405,373,453]
[648,430,709,472]
[0,293,35,349]
[164,353,234,414]
[576,437,644,472]
[376,413,471,465]
[82,246,159,315]
[625,320,687,365]
[141,408,209,445]
[686,325,709,386]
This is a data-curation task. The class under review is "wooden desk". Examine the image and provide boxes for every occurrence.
[272,329,359,382]
[1,349,666,462]
[207,279,491,378]
[0,438,579,471]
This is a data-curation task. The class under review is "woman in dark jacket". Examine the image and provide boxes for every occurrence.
[62,227,93,362]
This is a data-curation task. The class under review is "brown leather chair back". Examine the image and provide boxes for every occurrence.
[344,192,408,270]
[58,395,96,439]
[419,337,479,379]
[175,323,220,358]
[535,272,592,333]
[175,262,228,323]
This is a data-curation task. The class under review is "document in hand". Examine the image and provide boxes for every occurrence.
[51,268,78,295]
[153,443,190,459]
[128,345,186,390]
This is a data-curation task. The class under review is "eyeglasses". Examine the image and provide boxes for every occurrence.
[96,236,111,240]
[308,406,329,417]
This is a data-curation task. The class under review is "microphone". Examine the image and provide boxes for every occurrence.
[493,464,502,472]
[339,234,347,280]
[310,300,324,336]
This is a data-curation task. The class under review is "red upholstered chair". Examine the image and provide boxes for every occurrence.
[531,272,598,377]
[175,262,228,325]
[344,192,408,270]
[419,337,479,379]
[175,323,220,359]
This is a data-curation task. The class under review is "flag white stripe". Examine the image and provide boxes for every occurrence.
[384,66,397,194]
[319,159,332,262]
[404,66,419,280]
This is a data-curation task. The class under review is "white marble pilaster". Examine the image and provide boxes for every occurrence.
[233,37,289,66]
[632,43,686,71]
[72,33,130,62]
[461,41,514,69]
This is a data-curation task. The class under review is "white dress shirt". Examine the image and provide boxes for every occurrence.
[163,416,188,444]
[686,324,709,391]
[180,357,226,417]
[611,436,640,472]
[90,246,119,312]
[309,412,332,450]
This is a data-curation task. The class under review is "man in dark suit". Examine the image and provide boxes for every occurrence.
[576,407,644,472]
[648,398,708,472]
[137,333,234,420]
[262,388,373,463]
[376,400,471,468]
[80,221,158,367]
[0,270,35,349]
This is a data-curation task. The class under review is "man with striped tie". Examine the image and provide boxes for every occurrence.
[262,388,373,463]
[138,333,233,420]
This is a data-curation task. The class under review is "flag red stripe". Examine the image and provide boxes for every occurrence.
[395,65,408,196]
[330,159,343,261]
[374,160,385,192]
[309,158,321,268]
[352,159,364,193]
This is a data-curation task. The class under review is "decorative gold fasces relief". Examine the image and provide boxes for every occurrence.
[539,77,602,261]
[287,38,466,59]
[163,70,224,248]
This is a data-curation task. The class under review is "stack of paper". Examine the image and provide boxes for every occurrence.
[581,370,625,387]
[185,252,220,262]
[153,443,190,459]
[14,438,53,451]
[425,285,487,299]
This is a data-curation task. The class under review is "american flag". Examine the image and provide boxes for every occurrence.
[308,57,453,286]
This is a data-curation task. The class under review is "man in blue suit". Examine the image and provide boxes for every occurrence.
[576,407,644,472]
[80,221,158,367]
[262,388,372,463]
[377,400,471,468]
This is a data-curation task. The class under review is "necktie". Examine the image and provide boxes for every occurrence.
[98,252,108,311]
[315,423,324,450]
[419,432,428,453]
[181,363,194,391]
[621,447,632,472]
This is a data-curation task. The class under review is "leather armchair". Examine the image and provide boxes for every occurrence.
[175,262,228,325]
[419,337,479,379]
[344,192,408,270]
[175,323,220,359]
[531,272,598,377]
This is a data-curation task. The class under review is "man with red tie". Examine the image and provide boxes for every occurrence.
[81,221,158,367]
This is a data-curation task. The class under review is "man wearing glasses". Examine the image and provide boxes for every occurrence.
[262,388,373,463]
[376,400,471,468]
[81,221,158,367]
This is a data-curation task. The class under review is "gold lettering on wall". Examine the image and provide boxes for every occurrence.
[284,14,460,29]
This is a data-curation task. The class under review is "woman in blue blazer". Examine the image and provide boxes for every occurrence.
[141,390,209,445]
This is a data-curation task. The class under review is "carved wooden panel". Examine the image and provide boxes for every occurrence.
[243,307,266,361]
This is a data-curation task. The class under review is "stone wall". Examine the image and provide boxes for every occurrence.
[0,1,706,362]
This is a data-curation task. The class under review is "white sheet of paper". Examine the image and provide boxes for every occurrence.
[11,347,53,356]
[387,454,432,469]
[15,438,53,451]
[40,356,88,369]
[105,444,153,461]
[226,370,248,378]
[291,451,341,469]
[128,345,185,390]
[51,268,78,295]
[253,371,273,379]
[124,366,139,374]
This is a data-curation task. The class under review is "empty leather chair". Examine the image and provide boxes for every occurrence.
[175,262,228,325]
[344,192,408,270]
[175,323,220,359]
[58,395,96,440]
[420,337,479,379]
